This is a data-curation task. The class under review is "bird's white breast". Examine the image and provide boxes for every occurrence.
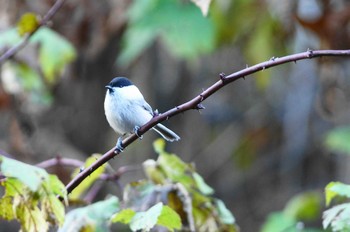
[104,85,153,135]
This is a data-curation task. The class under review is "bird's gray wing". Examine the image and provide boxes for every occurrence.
[136,98,153,116]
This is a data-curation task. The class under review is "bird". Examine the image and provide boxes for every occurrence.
[104,77,180,151]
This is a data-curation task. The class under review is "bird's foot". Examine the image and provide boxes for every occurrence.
[133,126,143,140]
[153,109,159,117]
[115,137,124,153]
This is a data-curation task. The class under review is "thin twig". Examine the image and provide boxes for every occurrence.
[0,0,66,63]
[100,165,140,181]
[64,49,350,198]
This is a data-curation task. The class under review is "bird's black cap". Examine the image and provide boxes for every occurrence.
[106,77,133,89]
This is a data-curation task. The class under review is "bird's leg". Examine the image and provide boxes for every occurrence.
[133,126,143,140]
[153,109,159,117]
[115,137,124,153]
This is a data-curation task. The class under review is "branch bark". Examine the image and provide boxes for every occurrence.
[64,49,350,197]
[0,0,66,63]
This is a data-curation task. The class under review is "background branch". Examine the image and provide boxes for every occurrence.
[36,156,84,169]
[36,155,138,183]
[0,0,66,63]
[64,49,350,197]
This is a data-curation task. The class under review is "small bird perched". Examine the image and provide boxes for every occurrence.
[104,77,180,152]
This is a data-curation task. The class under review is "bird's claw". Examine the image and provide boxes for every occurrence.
[115,137,124,153]
[133,126,143,140]
[153,109,159,117]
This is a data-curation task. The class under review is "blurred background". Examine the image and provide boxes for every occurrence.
[1,0,350,231]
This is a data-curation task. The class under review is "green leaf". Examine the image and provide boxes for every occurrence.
[154,140,194,186]
[325,126,350,154]
[30,28,76,83]
[15,62,43,91]
[111,209,136,224]
[86,197,120,221]
[153,138,166,154]
[2,61,53,105]
[69,154,106,200]
[215,199,235,225]
[3,180,50,232]
[41,195,65,226]
[46,175,68,203]
[0,26,75,106]
[118,0,215,66]
[325,182,350,206]
[1,177,26,197]
[192,207,210,229]
[17,12,39,36]
[143,159,167,184]
[40,175,67,226]
[157,151,194,187]
[283,192,322,221]
[150,139,237,231]
[157,1,215,59]
[117,25,157,66]
[0,196,14,220]
[112,204,182,231]
[123,180,156,208]
[157,205,182,231]
[193,172,214,195]
[0,155,48,192]
[0,28,21,47]
[323,203,350,231]
[60,196,120,232]
[17,203,49,232]
[130,202,163,232]
[14,62,53,104]
[261,212,297,232]
[0,27,76,85]
[0,156,67,231]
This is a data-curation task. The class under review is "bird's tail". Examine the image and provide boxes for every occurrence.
[152,123,180,142]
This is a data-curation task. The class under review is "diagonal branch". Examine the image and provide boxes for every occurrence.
[0,0,66,64]
[64,49,350,198]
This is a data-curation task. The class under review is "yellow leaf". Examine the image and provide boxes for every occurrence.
[153,138,166,154]
[69,154,106,200]
[17,13,39,36]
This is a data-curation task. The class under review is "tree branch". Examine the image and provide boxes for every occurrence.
[36,156,84,169]
[0,0,66,64]
[64,49,350,198]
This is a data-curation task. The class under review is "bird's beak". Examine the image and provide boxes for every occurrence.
[105,85,112,90]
